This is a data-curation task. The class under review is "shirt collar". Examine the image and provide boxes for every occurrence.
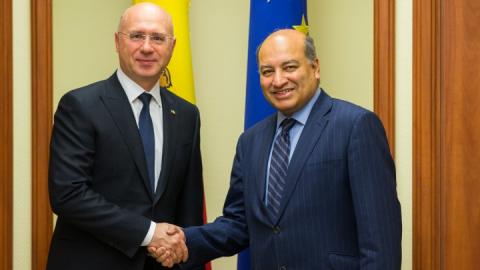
[276,89,321,129]
[116,68,162,107]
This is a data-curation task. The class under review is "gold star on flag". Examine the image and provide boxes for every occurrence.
[293,15,309,35]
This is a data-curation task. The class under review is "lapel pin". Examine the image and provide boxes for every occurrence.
[170,109,176,116]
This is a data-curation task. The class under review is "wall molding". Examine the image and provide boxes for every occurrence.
[413,0,441,269]
[374,0,396,157]
[0,0,13,269]
[31,0,53,269]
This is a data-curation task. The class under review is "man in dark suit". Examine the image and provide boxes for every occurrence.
[47,3,204,270]
[152,29,402,269]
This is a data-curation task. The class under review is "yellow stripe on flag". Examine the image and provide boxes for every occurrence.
[133,0,196,104]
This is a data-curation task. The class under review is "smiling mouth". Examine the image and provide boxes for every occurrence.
[271,88,293,94]
[137,59,157,63]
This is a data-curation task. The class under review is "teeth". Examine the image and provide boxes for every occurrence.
[272,89,291,94]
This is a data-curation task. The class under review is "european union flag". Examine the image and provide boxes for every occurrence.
[240,0,308,269]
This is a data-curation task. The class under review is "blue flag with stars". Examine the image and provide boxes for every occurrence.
[239,0,308,269]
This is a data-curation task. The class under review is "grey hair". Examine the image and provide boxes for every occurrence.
[256,32,318,63]
[304,35,317,62]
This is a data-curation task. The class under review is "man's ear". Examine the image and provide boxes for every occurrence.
[114,32,120,52]
[312,58,320,80]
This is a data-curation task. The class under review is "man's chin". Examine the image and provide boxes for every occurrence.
[135,71,161,80]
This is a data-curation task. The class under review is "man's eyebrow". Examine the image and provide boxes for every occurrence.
[282,60,299,65]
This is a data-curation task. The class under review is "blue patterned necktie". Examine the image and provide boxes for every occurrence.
[267,118,296,216]
[138,93,155,193]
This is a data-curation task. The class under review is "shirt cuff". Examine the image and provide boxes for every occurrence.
[140,221,156,246]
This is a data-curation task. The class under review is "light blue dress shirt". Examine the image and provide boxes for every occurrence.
[265,89,322,204]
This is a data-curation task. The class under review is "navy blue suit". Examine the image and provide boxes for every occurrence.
[47,74,205,270]
[183,90,401,269]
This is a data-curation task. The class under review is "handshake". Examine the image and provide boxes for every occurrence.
[147,223,189,268]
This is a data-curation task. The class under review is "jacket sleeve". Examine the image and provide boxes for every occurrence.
[180,134,250,268]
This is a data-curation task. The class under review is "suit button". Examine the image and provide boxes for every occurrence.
[279,266,286,270]
[273,226,280,234]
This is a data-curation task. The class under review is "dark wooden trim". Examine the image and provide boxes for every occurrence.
[0,0,13,269]
[413,0,441,269]
[31,0,53,269]
[374,0,396,157]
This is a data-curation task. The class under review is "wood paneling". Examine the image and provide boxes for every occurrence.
[441,0,480,268]
[0,0,13,269]
[413,0,441,269]
[31,0,53,269]
[414,0,480,269]
[374,0,395,157]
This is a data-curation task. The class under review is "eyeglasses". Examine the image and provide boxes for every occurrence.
[118,31,174,45]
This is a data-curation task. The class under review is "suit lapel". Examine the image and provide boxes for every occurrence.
[154,88,178,204]
[99,74,154,200]
[252,116,278,225]
[273,92,333,224]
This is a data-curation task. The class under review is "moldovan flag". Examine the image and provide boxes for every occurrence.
[239,0,309,269]
[132,1,210,270]
[133,0,196,103]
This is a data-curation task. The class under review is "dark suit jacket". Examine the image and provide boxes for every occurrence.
[183,90,401,270]
[47,73,205,270]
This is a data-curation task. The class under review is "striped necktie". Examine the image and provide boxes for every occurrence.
[267,118,296,217]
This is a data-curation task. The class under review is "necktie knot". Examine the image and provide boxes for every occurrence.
[280,118,296,136]
[138,93,152,107]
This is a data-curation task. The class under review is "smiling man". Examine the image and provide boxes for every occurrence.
[257,30,321,117]
[47,3,204,270]
[151,29,402,269]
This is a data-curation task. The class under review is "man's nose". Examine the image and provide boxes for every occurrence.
[140,38,154,53]
[272,72,287,88]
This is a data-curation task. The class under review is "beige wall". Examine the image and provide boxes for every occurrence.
[396,0,413,269]
[13,0,32,269]
[309,0,373,109]
[53,0,131,105]
[10,0,411,269]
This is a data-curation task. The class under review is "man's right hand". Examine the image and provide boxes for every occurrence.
[147,223,188,268]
